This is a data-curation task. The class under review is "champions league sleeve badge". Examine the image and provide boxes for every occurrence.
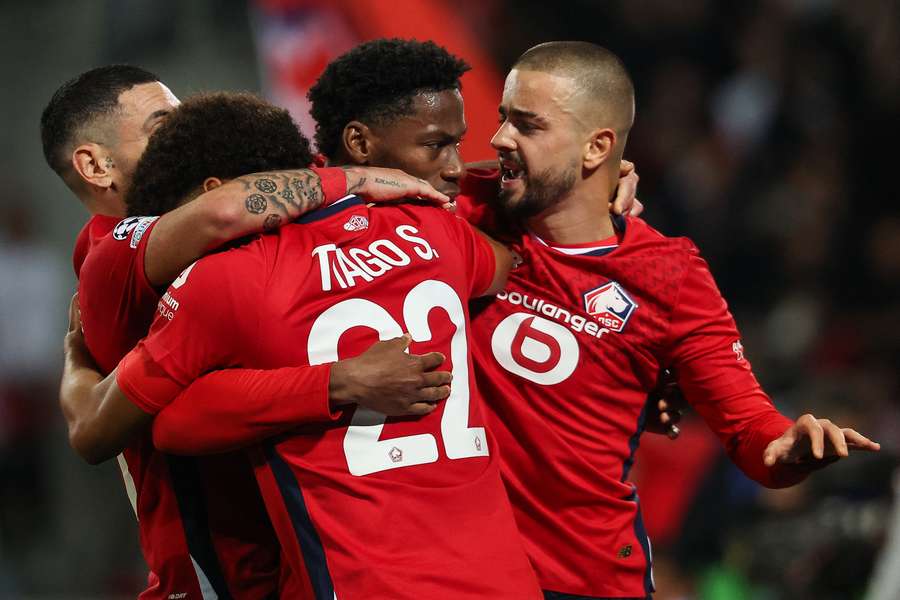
[112,217,143,240]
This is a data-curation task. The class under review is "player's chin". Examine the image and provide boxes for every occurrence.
[498,186,526,211]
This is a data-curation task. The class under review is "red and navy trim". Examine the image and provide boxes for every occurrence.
[263,444,335,600]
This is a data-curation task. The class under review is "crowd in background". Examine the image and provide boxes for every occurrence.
[0,0,897,597]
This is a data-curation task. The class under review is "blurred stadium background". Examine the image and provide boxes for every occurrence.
[1,0,897,598]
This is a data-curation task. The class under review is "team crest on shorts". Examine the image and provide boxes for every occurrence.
[583,281,638,333]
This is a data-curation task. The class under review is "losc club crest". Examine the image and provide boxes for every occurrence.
[583,281,638,333]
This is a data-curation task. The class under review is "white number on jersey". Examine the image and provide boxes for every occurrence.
[308,279,488,476]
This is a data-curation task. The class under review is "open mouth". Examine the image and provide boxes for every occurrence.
[500,161,526,184]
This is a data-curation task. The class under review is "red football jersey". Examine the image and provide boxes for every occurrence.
[75,215,281,600]
[117,198,542,600]
[463,196,794,596]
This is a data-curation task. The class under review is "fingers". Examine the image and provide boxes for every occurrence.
[763,440,783,467]
[415,351,446,371]
[412,179,449,205]
[820,420,848,458]
[842,428,881,452]
[406,401,439,416]
[666,424,681,440]
[795,413,825,459]
[68,293,80,333]
[383,334,412,352]
[763,426,795,467]
[630,198,644,217]
[420,370,452,388]
[612,162,639,216]
[417,385,451,403]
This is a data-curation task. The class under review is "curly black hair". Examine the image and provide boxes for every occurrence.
[308,38,470,158]
[41,65,159,181]
[126,92,313,216]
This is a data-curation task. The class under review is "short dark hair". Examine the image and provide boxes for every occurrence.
[514,41,635,136]
[126,92,313,216]
[309,38,470,158]
[40,65,160,180]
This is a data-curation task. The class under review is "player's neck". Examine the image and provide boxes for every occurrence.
[526,186,615,245]
[84,194,127,218]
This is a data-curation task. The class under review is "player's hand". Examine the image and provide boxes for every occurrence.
[763,413,880,469]
[611,160,643,217]
[64,293,90,363]
[328,334,452,417]
[643,369,685,439]
[342,166,451,207]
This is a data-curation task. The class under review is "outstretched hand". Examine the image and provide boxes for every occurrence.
[343,166,451,207]
[763,413,880,469]
[328,334,452,417]
[611,160,644,218]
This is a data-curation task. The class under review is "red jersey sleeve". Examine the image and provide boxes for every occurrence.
[311,166,348,205]
[664,249,803,488]
[151,364,336,455]
[117,242,266,414]
[456,168,500,232]
[443,214,497,298]
[78,216,161,373]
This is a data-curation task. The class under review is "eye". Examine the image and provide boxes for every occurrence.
[517,122,536,133]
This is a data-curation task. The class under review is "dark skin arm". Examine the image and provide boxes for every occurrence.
[61,295,453,463]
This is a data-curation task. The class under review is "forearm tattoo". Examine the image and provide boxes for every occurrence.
[347,176,366,194]
[235,170,325,222]
[263,214,282,231]
[374,177,403,188]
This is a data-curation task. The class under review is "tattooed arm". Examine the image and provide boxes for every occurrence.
[143,166,448,288]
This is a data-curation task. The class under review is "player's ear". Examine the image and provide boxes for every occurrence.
[72,143,114,190]
[202,177,223,192]
[342,120,373,165]
[583,128,615,170]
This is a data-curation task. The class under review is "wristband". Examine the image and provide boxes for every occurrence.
[312,167,349,207]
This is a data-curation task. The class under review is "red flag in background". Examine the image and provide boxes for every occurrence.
[252,0,504,161]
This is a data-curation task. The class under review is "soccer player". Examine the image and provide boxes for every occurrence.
[466,41,881,599]
[142,39,647,456]
[63,78,544,597]
[46,66,452,599]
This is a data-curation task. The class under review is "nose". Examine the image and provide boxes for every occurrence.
[490,121,515,152]
[441,145,465,183]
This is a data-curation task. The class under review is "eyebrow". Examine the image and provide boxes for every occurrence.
[419,125,468,140]
[500,106,547,124]
[142,109,171,129]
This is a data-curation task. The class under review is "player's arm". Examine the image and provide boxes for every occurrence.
[665,252,879,487]
[143,166,449,287]
[61,295,153,464]
[475,229,514,296]
[152,335,451,455]
[62,248,267,464]
[63,302,450,459]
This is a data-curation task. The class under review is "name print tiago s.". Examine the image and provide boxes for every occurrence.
[312,225,439,292]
